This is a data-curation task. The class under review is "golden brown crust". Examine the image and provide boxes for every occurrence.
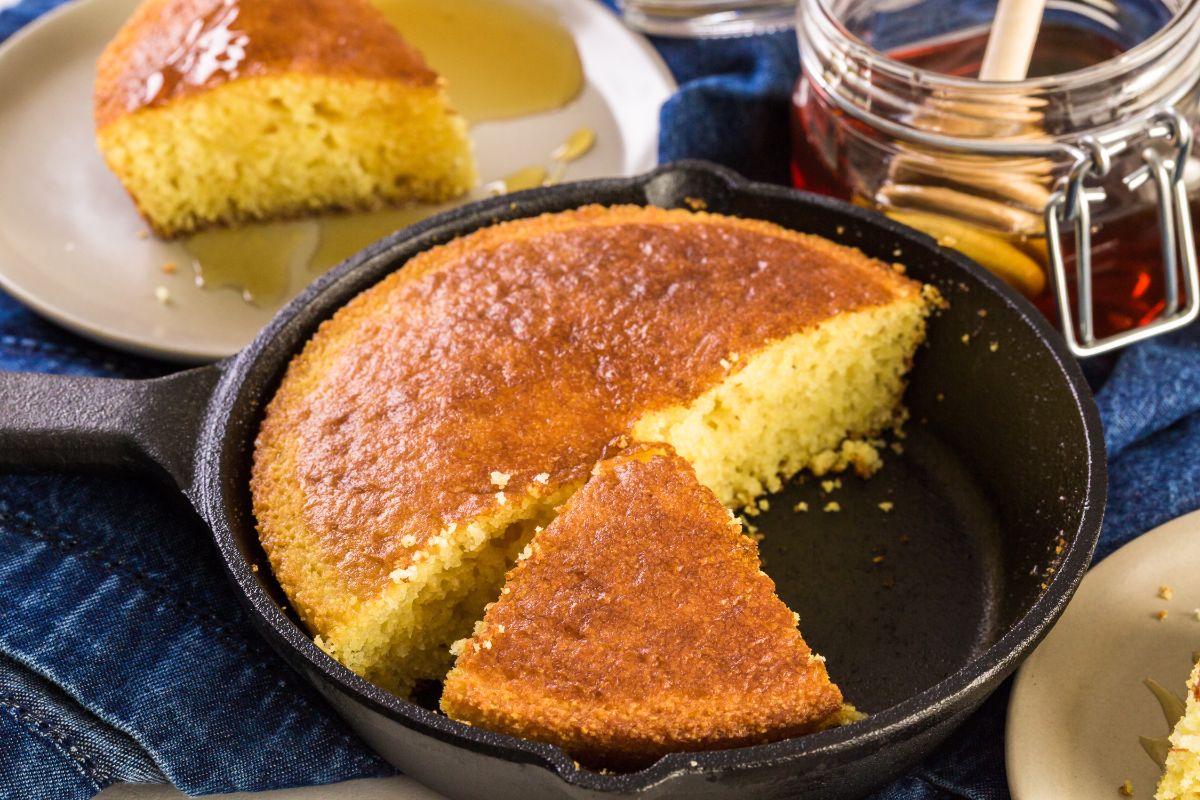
[94,0,438,130]
[441,443,843,768]
[251,205,921,626]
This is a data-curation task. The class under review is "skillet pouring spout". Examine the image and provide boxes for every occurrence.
[0,364,221,496]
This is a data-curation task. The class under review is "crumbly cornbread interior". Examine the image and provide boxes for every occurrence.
[1157,661,1200,800]
[633,300,924,505]
[96,74,474,237]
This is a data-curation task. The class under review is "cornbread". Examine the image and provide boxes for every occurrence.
[1157,660,1200,800]
[94,0,475,237]
[442,443,848,767]
[251,205,933,695]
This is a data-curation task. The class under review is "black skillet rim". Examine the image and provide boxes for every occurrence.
[195,160,1106,793]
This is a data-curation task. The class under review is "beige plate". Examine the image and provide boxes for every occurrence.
[0,0,674,362]
[1007,509,1200,800]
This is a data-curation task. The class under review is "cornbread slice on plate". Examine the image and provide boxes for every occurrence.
[441,443,852,768]
[94,0,476,237]
[251,205,934,696]
[1158,660,1200,799]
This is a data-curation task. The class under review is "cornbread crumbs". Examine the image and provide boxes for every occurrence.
[1159,585,1174,601]
[161,261,177,274]
[989,341,999,353]
[757,498,769,511]
[495,491,507,506]
[961,333,970,345]
[977,308,988,317]
[154,286,171,304]
[836,225,845,235]
[824,502,841,513]
[1119,780,1133,796]
[878,502,894,512]
[872,555,885,564]
[683,196,707,211]
[793,502,809,513]
[533,472,549,484]
[490,471,511,488]
[1156,610,1169,621]
[1193,609,1200,622]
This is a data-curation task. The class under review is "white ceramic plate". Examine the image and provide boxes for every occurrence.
[1007,509,1200,800]
[0,0,674,361]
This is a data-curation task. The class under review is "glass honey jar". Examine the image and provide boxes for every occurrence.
[792,0,1200,356]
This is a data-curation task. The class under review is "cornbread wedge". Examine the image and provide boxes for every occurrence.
[251,205,933,695]
[1157,659,1200,800]
[442,443,852,768]
[94,0,476,237]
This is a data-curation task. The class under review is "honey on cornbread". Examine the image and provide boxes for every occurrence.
[94,0,476,237]
[251,205,934,696]
[441,443,850,768]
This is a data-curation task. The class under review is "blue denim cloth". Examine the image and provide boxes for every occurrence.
[2,1,1198,798]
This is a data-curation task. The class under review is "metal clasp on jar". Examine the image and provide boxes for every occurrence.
[818,78,1200,358]
[1045,107,1198,358]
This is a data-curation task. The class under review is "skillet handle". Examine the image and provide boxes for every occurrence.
[0,365,221,493]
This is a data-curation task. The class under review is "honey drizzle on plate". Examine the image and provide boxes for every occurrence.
[186,125,596,307]
[371,0,582,123]
[184,0,591,306]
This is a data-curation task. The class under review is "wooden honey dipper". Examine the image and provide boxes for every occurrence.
[879,0,1052,297]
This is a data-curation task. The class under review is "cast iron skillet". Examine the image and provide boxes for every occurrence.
[0,161,1104,799]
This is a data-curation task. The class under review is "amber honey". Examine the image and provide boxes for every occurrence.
[792,21,1200,340]
[371,0,582,123]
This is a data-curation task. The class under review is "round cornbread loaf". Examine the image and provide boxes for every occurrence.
[251,205,932,694]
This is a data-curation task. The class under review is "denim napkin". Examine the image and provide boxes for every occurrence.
[2,1,1198,798]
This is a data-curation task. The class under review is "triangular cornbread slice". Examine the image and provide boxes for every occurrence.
[441,443,846,768]
[95,0,476,236]
[1157,659,1200,799]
